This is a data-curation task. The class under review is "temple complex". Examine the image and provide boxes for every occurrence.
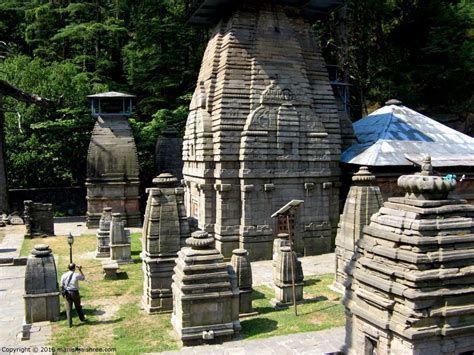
[344,157,474,354]
[183,0,351,260]
[86,91,141,228]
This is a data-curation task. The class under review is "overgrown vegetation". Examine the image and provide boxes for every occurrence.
[21,232,344,352]
[1,0,472,192]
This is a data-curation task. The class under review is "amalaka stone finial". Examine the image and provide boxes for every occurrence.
[186,231,214,249]
[31,244,52,257]
[385,98,402,106]
[152,173,179,188]
[352,166,376,185]
[397,155,456,200]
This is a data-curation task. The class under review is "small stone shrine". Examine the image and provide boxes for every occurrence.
[333,167,382,292]
[345,156,474,355]
[184,0,349,261]
[24,244,60,323]
[24,200,54,238]
[96,207,113,258]
[142,173,190,314]
[155,127,183,181]
[272,246,304,307]
[86,91,141,228]
[109,213,132,264]
[230,249,254,315]
[171,231,240,346]
[272,233,291,280]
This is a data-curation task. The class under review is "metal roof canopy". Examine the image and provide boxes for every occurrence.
[187,0,345,26]
[341,101,474,168]
[87,91,136,99]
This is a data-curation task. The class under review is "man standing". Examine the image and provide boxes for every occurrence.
[60,263,86,327]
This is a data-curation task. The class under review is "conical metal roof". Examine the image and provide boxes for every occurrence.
[341,103,474,167]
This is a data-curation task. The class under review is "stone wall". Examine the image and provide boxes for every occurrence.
[9,187,86,215]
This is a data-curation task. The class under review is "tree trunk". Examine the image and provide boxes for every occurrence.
[0,95,10,213]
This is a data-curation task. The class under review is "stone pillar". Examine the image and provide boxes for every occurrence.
[109,213,132,264]
[142,173,189,314]
[171,231,240,346]
[24,200,55,238]
[230,249,254,316]
[24,244,60,323]
[333,167,382,292]
[345,156,474,355]
[272,233,290,281]
[272,246,304,307]
[96,207,112,258]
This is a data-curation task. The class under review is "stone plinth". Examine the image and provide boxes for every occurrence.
[230,249,254,315]
[345,157,474,355]
[86,114,141,228]
[155,127,183,180]
[109,213,132,264]
[96,207,112,258]
[334,167,382,292]
[24,244,60,323]
[24,201,54,238]
[142,173,190,314]
[272,246,304,307]
[183,1,344,261]
[171,231,240,346]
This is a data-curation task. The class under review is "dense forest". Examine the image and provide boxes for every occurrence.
[0,0,472,197]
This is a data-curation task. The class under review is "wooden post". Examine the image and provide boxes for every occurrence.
[286,214,298,316]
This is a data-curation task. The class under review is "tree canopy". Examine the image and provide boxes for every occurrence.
[0,0,472,192]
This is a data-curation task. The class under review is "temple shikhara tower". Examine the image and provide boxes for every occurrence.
[86,92,141,227]
[183,0,350,260]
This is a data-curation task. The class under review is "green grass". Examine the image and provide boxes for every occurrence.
[21,232,344,353]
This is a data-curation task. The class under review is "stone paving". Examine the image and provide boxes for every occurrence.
[0,222,342,354]
[0,225,52,355]
[157,327,345,355]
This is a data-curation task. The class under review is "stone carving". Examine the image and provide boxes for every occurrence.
[109,213,132,264]
[171,231,240,345]
[96,207,112,258]
[142,173,190,314]
[272,246,304,307]
[24,244,60,323]
[230,249,254,315]
[345,157,474,354]
[24,200,54,238]
[333,167,383,292]
[183,2,344,261]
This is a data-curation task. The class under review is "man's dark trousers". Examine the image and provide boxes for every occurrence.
[65,290,85,327]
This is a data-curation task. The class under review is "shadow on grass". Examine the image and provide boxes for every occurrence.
[304,278,321,286]
[252,289,266,300]
[303,295,328,303]
[131,250,141,256]
[116,272,129,280]
[240,317,278,338]
[60,309,124,326]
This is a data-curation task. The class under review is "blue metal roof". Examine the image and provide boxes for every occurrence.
[341,104,474,167]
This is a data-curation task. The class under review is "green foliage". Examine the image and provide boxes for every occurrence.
[316,0,473,116]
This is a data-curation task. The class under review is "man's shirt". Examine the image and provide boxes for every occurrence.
[60,270,85,291]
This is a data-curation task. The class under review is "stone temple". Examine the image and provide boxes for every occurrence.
[184,0,351,260]
[86,91,141,227]
[344,158,474,354]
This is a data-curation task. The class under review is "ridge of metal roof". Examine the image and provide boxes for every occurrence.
[87,91,136,99]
